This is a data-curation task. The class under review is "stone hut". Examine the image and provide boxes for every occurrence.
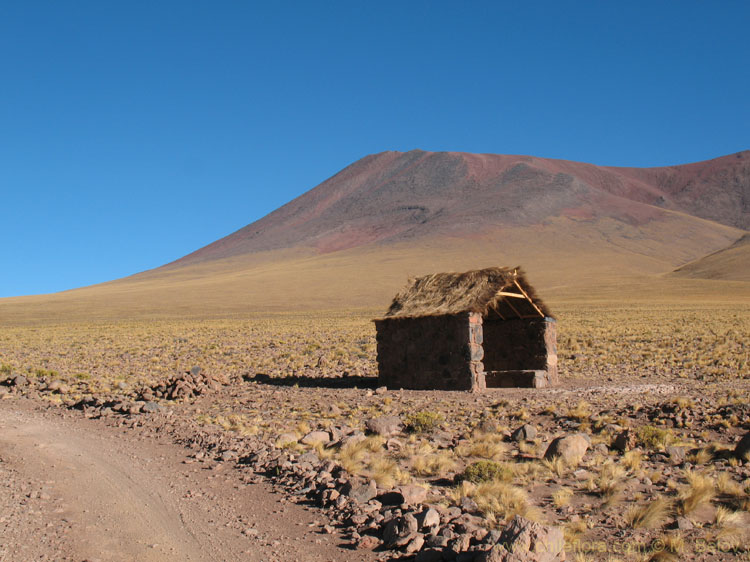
[374,267,557,391]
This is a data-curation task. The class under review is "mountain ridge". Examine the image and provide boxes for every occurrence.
[165,149,749,269]
[2,149,748,323]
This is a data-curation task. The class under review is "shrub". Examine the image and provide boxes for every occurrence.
[461,460,513,483]
[637,425,676,450]
[403,410,444,433]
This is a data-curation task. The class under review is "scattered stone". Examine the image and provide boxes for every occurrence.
[12,375,28,387]
[404,533,425,554]
[383,513,418,547]
[512,424,537,442]
[477,515,564,562]
[396,485,428,506]
[301,431,330,445]
[416,507,440,529]
[356,535,380,550]
[365,415,402,437]
[141,401,162,414]
[277,433,298,446]
[345,480,377,504]
[674,516,694,531]
[666,446,687,464]
[544,433,589,465]
[46,380,63,393]
[460,496,479,514]
[375,386,388,395]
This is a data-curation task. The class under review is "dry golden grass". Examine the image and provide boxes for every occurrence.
[552,486,573,508]
[455,480,539,527]
[456,432,507,461]
[625,496,673,529]
[677,470,715,516]
[411,451,458,477]
[595,462,626,508]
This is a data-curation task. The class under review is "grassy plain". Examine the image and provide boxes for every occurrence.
[1,302,749,559]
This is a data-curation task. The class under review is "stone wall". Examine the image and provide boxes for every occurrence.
[375,313,483,391]
[374,313,557,391]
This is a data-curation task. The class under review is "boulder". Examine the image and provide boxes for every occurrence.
[365,415,402,437]
[418,507,440,529]
[512,424,538,442]
[344,479,377,504]
[383,513,418,547]
[301,431,330,445]
[544,433,589,465]
[397,485,428,506]
[477,515,565,562]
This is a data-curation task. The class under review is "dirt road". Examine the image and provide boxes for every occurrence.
[0,400,368,562]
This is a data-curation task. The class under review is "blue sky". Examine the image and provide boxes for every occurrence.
[1,1,748,297]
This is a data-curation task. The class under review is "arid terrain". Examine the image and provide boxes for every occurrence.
[1,304,749,561]
[1,149,749,561]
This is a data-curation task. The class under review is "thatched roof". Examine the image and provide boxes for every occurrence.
[381,266,552,320]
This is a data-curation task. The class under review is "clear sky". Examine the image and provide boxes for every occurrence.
[1,1,748,297]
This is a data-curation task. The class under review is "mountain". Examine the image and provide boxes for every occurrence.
[167,149,750,267]
[2,149,749,323]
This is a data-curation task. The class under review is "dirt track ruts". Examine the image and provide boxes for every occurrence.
[0,399,368,562]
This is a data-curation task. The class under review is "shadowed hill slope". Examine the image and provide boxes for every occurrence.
[672,234,750,281]
[1,149,748,323]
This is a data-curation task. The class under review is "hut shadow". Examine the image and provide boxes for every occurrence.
[243,373,379,389]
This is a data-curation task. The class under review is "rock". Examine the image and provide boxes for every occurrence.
[543,434,589,465]
[666,446,687,464]
[448,533,471,554]
[345,480,377,504]
[417,507,440,529]
[386,438,403,452]
[425,535,449,548]
[355,535,380,550]
[432,431,454,448]
[512,424,537,442]
[365,415,402,437]
[375,386,388,395]
[674,516,694,531]
[613,430,636,452]
[397,485,428,505]
[383,513,418,547]
[190,366,202,376]
[477,515,565,562]
[46,380,62,392]
[735,432,750,460]
[11,375,28,387]
[340,432,366,448]
[297,451,319,464]
[460,496,479,513]
[405,533,425,554]
[217,450,236,462]
[301,431,330,445]
[141,401,162,414]
[277,433,298,445]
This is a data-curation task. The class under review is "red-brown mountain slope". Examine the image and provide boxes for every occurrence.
[168,149,750,268]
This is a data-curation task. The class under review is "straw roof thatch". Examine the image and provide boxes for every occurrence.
[381,266,552,320]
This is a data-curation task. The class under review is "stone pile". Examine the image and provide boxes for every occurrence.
[238,423,565,561]
[139,366,229,401]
